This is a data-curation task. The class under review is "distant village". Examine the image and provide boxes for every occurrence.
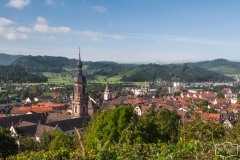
[1,51,240,142]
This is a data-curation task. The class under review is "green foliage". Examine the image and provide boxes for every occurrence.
[0,127,18,159]
[13,100,18,107]
[120,64,233,82]
[49,130,73,151]
[197,100,211,108]
[186,58,240,74]
[132,108,159,143]
[11,55,78,73]
[7,110,240,159]
[0,53,23,66]
[0,92,9,101]
[94,64,130,77]
[31,85,42,97]
[18,136,36,152]
[155,108,180,143]
[36,130,73,151]
[236,98,240,104]
[37,132,53,151]
[84,105,134,151]
[217,91,225,98]
[0,64,48,83]
[20,90,29,100]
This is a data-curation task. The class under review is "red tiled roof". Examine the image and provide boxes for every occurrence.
[222,88,230,94]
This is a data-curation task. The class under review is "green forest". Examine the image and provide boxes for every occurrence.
[120,64,234,82]
[2,106,240,159]
[11,56,78,73]
[0,65,48,83]
[0,54,236,83]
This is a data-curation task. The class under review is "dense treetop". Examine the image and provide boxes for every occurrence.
[0,65,48,83]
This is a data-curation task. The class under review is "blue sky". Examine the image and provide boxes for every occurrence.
[0,0,240,63]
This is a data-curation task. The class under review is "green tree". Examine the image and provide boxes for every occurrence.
[18,136,36,152]
[32,85,42,97]
[132,108,158,143]
[49,130,73,151]
[236,98,240,104]
[197,100,211,108]
[20,90,29,100]
[84,105,134,151]
[37,132,53,151]
[237,93,240,99]
[155,108,180,143]
[0,127,18,159]
[216,91,225,98]
[13,100,18,107]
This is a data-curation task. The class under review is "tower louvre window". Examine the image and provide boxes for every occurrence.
[74,105,77,113]
[82,106,85,113]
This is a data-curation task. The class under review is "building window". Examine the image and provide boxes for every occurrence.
[74,105,77,113]
[82,105,85,113]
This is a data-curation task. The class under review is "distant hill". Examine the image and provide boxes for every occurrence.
[1,53,237,82]
[171,59,240,75]
[0,65,48,83]
[94,64,130,77]
[0,53,24,65]
[11,55,78,73]
[119,64,234,82]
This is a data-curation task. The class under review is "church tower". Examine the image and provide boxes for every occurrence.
[104,83,111,101]
[71,47,88,117]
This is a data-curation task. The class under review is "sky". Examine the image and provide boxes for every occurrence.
[0,0,240,63]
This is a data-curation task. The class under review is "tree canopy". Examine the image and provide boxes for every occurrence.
[0,127,18,159]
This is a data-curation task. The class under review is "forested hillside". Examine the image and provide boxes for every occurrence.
[0,65,48,83]
[0,53,23,65]
[0,54,236,82]
[174,58,240,74]
[93,64,130,77]
[11,55,78,72]
[120,64,234,82]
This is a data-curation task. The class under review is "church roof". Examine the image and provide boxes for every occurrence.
[74,47,86,83]
[105,83,109,91]
[74,73,86,83]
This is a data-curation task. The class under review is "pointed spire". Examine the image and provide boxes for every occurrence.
[74,47,86,83]
[105,83,109,91]
[77,46,82,74]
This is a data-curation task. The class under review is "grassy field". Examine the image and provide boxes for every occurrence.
[43,72,73,85]
[208,65,240,75]
[224,74,240,77]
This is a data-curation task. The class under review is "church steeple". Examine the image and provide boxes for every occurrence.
[104,83,111,101]
[74,47,86,83]
[77,47,83,75]
[72,47,88,117]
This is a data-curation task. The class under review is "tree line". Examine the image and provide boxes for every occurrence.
[3,105,240,159]
[121,64,234,82]
[0,65,48,83]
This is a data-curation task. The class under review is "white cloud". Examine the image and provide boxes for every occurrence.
[93,5,107,13]
[17,26,32,33]
[0,27,28,40]
[162,36,240,46]
[5,0,30,9]
[110,34,124,40]
[75,30,124,41]
[0,17,15,26]
[45,0,55,5]
[33,17,71,33]
[75,30,102,41]
[48,36,55,39]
